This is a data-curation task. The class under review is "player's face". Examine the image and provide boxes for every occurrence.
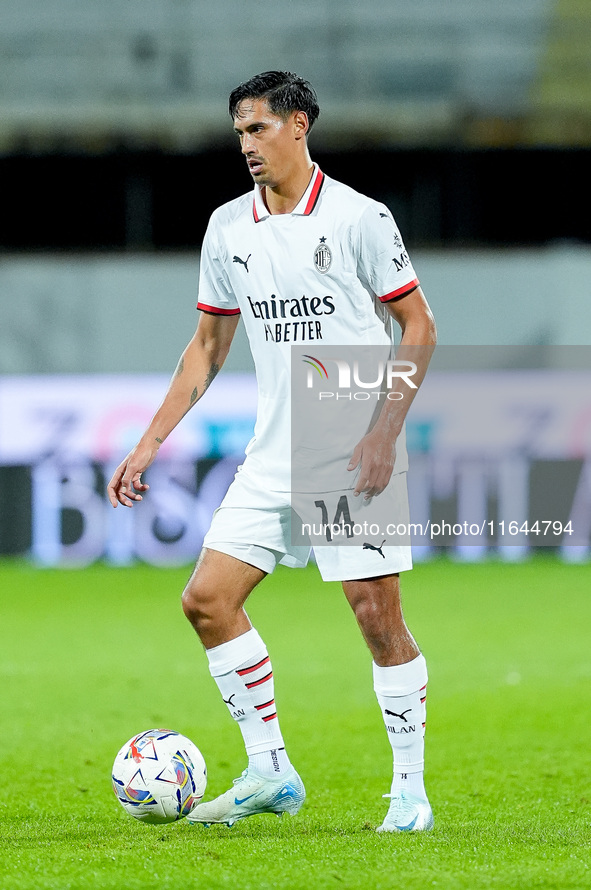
[233,98,307,189]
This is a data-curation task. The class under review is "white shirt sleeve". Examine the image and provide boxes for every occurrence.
[196,216,241,315]
[355,203,419,303]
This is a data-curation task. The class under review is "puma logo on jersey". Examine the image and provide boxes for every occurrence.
[233,254,251,273]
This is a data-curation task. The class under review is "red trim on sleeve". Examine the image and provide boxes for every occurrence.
[379,278,420,303]
[197,302,241,316]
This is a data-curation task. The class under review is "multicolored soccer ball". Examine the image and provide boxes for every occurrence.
[112,729,207,824]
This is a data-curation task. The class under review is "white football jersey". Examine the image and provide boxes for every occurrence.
[197,164,419,490]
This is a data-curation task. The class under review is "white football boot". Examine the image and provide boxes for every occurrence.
[187,766,305,827]
[377,791,434,832]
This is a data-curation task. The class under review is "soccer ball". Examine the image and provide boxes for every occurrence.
[112,728,207,824]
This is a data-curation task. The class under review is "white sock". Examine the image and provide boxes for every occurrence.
[248,747,291,777]
[373,654,428,799]
[206,627,291,778]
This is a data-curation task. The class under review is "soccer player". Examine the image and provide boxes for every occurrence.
[107,71,437,832]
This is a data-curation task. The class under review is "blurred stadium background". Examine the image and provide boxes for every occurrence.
[1,0,590,566]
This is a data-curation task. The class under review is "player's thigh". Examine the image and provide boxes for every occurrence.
[182,547,266,618]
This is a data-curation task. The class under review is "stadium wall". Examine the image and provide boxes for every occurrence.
[1,364,590,564]
[1,245,591,376]
[1,248,590,566]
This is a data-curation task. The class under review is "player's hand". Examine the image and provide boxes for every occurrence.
[107,440,160,508]
[347,428,396,500]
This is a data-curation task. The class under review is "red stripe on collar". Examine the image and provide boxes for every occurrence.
[303,168,324,215]
[252,166,325,222]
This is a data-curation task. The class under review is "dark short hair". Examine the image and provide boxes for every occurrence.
[229,71,320,132]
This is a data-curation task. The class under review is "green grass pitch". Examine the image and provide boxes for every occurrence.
[0,556,589,890]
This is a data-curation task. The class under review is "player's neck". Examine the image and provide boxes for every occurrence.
[263,157,315,216]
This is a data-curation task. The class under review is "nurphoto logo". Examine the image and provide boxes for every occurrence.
[302,355,417,400]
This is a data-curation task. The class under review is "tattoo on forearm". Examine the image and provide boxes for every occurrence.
[205,362,220,390]
[155,437,163,444]
[175,356,185,377]
[188,363,218,408]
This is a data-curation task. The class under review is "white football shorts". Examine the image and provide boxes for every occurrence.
[202,465,412,582]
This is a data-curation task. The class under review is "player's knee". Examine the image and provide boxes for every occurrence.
[353,589,402,641]
[352,594,383,635]
[181,577,215,635]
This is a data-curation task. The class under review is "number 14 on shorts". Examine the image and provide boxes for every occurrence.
[290,478,411,548]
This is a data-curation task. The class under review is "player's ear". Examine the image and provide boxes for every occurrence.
[293,110,309,139]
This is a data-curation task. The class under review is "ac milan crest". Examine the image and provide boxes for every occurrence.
[314,236,332,274]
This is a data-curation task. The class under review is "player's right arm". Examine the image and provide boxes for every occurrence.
[107,311,240,508]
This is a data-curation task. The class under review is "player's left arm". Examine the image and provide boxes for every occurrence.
[348,286,437,498]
